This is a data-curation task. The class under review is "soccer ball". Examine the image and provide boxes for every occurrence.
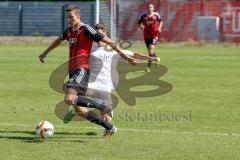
[36,121,54,139]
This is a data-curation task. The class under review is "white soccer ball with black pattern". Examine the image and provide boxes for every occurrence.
[36,121,54,139]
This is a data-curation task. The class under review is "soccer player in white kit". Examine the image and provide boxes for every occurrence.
[89,24,160,123]
[64,23,160,137]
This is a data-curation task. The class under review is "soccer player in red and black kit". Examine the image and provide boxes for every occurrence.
[39,5,137,137]
[138,3,163,72]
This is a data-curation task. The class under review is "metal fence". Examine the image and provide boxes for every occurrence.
[0,1,95,36]
[1,0,240,42]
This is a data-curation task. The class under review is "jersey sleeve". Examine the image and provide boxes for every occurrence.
[84,25,105,42]
[156,12,162,22]
[59,28,68,40]
[138,13,144,24]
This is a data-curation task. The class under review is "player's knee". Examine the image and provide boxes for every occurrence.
[148,46,155,52]
[101,113,112,123]
[74,107,88,117]
[104,116,112,123]
[64,88,77,105]
[64,96,76,105]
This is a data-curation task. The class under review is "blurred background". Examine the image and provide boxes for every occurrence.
[0,0,240,42]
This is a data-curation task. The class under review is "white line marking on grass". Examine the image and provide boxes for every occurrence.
[0,122,239,137]
[119,128,240,137]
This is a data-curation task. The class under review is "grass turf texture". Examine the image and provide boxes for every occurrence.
[0,43,240,160]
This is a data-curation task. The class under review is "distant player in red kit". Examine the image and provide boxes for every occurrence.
[138,3,163,72]
[39,5,137,137]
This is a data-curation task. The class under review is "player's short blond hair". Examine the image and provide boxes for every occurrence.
[66,5,80,16]
[148,3,154,8]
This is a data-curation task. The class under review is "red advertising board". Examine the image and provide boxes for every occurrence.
[118,0,240,42]
[221,2,240,41]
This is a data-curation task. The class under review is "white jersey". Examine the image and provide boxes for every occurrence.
[88,46,134,93]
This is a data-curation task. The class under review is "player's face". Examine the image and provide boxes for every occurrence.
[96,29,106,47]
[67,11,80,28]
[148,4,154,13]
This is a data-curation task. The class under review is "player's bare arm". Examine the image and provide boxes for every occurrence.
[138,23,145,30]
[39,37,63,63]
[100,36,138,65]
[158,21,163,33]
[132,52,160,63]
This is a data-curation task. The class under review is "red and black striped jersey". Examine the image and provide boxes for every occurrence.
[60,23,104,73]
[138,12,161,39]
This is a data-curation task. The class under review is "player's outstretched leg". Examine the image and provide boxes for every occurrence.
[84,110,114,130]
[148,52,157,67]
[63,105,76,124]
[101,111,113,134]
[63,95,112,123]
[78,108,117,138]
[64,105,117,138]
[63,88,78,123]
[75,96,112,113]
[146,44,156,72]
[103,125,117,139]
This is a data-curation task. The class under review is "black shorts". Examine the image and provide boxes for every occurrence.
[144,38,158,47]
[65,68,89,95]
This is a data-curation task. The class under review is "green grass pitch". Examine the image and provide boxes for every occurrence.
[0,43,239,160]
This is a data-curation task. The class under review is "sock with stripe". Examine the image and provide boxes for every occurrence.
[75,96,107,112]
[85,111,113,130]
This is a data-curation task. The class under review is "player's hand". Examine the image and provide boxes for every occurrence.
[39,52,48,63]
[127,57,138,65]
[151,57,160,64]
[140,24,145,30]
[158,28,162,33]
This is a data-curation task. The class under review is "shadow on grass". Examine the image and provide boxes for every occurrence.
[0,130,98,143]
[0,135,44,143]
